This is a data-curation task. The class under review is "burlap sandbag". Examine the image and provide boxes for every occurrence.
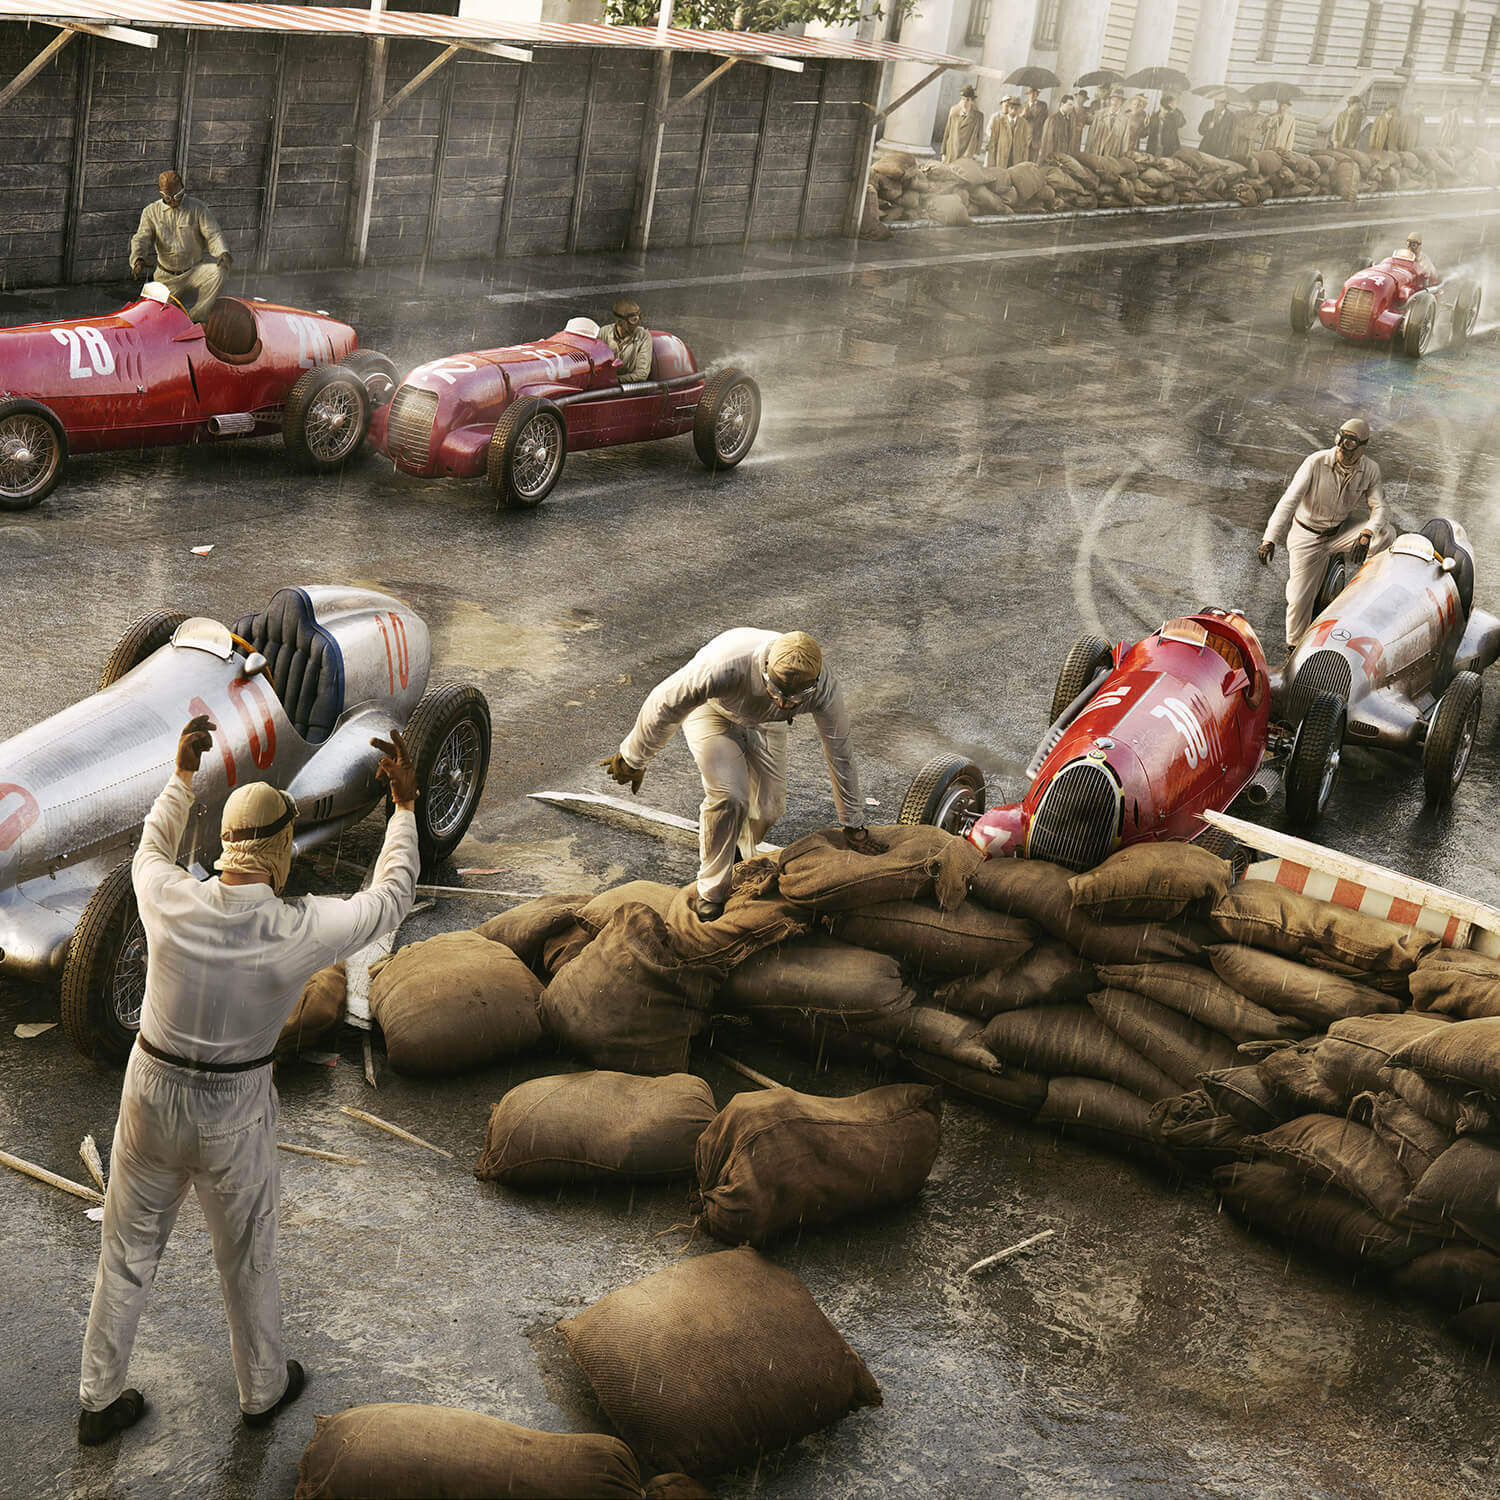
[862,1004,1003,1072]
[1352,1090,1450,1183]
[981,1005,1179,1100]
[724,933,911,1021]
[896,1049,1049,1116]
[276,963,345,1059]
[1096,962,1305,1044]
[1213,1160,1433,1268]
[662,859,810,970]
[558,1247,881,1476]
[829,897,1036,976]
[1199,1065,1284,1132]
[1207,944,1397,1026]
[293,1403,641,1499]
[1088,988,1238,1090]
[1254,1042,1346,1117]
[1037,1075,1157,1151]
[643,1477,717,1499]
[928,194,971,226]
[1241,1114,1411,1223]
[1384,1016,1500,1100]
[1392,1245,1500,1311]
[475,1072,717,1187]
[1410,948,1500,1019]
[1209,884,1438,974]
[542,922,596,978]
[1009,161,1046,199]
[1147,1090,1245,1171]
[1404,1139,1500,1250]
[935,941,1095,1019]
[370,932,543,1075]
[777,825,981,913]
[477,892,593,980]
[540,904,718,1075]
[582,880,678,927]
[695,1083,941,1246]
[1068,844,1231,922]
[1385,1066,1500,1136]
[1315,1013,1452,1101]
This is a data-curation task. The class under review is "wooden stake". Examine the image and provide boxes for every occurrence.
[79,1135,106,1193]
[339,1106,452,1159]
[362,1032,378,1090]
[714,1052,782,1090]
[0,1147,104,1204]
[278,1143,365,1166]
[965,1228,1055,1277]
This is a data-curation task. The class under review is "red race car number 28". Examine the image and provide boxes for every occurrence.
[52,327,116,379]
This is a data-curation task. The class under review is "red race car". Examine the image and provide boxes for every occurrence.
[899,609,1345,871]
[369,317,760,508]
[0,283,398,509]
[1289,253,1480,357]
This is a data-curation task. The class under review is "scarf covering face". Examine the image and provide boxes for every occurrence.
[216,782,298,892]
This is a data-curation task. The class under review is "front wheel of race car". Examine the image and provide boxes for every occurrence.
[694,369,761,471]
[1400,290,1437,358]
[339,349,400,408]
[60,860,148,1063]
[1290,270,1323,334]
[1450,281,1482,353]
[283,365,372,472]
[1423,670,1483,804]
[0,396,68,510]
[1285,690,1346,826]
[98,609,190,690]
[403,683,492,870]
[898,754,986,833]
[1050,634,1115,723]
[488,398,567,509]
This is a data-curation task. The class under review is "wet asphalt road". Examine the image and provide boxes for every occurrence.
[3,192,1500,1498]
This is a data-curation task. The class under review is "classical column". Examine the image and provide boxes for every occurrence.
[977,0,1043,115]
[1124,0,1179,76]
[880,0,958,152]
[1184,0,1239,140]
[1054,0,1111,99]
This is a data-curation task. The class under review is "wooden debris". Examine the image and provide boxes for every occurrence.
[0,1147,105,1204]
[277,1142,365,1166]
[338,1106,453,1158]
[714,1052,783,1090]
[965,1228,1056,1277]
[363,1032,378,1090]
[79,1135,106,1193]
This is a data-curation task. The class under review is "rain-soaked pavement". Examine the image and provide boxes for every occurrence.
[3,191,1500,1497]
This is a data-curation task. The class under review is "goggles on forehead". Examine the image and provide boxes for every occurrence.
[223,789,297,843]
[763,667,816,707]
[1337,433,1368,447]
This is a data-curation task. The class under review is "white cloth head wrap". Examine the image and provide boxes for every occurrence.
[216,782,298,892]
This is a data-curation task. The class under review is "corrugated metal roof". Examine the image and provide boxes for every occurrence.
[0,0,977,66]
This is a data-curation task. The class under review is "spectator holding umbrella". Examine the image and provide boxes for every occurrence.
[1147,95,1186,156]
[1022,86,1049,160]
[1011,95,1035,163]
[1125,94,1150,151]
[1089,92,1128,156]
[1038,97,1077,160]
[1265,99,1297,150]
[1199,95,1236,157]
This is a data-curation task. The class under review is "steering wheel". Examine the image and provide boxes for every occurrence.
[228,631,275,682]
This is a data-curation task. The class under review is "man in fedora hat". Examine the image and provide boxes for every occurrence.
[942,84,985,162]
[1331,94,1364,149]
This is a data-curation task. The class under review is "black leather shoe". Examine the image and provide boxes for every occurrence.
[242,1360,305,1428]
[690,893,725,922]
[79,1389,147,1445]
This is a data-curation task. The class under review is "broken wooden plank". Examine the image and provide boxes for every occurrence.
[0,1146,104,1204]
[79,1135,106,1193]
[965,1228,1055,1277]
[278,1142,365,1166]
[339,1106,452,1158]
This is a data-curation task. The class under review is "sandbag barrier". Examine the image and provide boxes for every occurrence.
[861,142,1500,236]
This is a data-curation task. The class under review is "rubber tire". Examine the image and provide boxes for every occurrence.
[339,349,400,408]
[98,609,190,690]
[1050,634,1115,723]
[1420,517,1475,616]
[1290,270,1323,334]
[1423,670,1482,805]
[897,754,986,832]
[487,397,567,509]
[283,365,372,472]
[60,860,143,1063]
[1450,281,1481,353]
[1286,691,1346,826]
[403,682,492,870]
[1194,823,1250,882]
[0,396,68,510]
[693,368,762,471]
[1401,290,1436,358]
[1312,554,1346,618]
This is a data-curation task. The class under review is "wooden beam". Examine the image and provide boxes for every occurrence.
[51,21,156,49]
[741,62,776,250]
[566,48,602,253]
[627,50,673,252]
[61,34,93,284]
[662,54,737,120]
[0,26,77,111]
[844,59,886,238]
[796,59,831,239]
[175,30,198,180]
[421,51,459,270]
[872,62,949,128]
[256,34,289,273]
[452,38,532,64]
[718,51,802,73]
[687,65,719,245]
[348,33,389,267]
[495,59,530,259]
[373,42,459,125]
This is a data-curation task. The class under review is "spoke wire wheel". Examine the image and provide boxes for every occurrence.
[425,718,483,841]
[1452,703,1478,785]
[1420,300,1437,353]
[0,408,63,506]
[512,411,564,501]
[932,780,981,834]
[304,381,365,465]
[714,383,757,463]
[113,914,149,1030]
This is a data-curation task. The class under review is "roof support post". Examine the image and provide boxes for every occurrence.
[872,62,948,128]
[566,48,602,252]
[256,35,289,272]
[373,42,457,124]
[495,57,530,258]
[628,48,673,252]
[421,50,459,271]
[348,5,390,269]
[174,30,198,179]
[662,53,737,119]
[687,64,719,244]
[844,59,885,237]
[0,26,77,111]
[62,33,94,284]
[796,59,831,238]
[741,63,776,249]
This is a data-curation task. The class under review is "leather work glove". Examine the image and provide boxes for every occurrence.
[130,260,146,282]
[1258,541,1275,566]
[371,727,419,811]
[176,713,216,776]
[217,251,233,270]
[844,826,887,856]
[1357,530,1372,545]
[600,753,644,794]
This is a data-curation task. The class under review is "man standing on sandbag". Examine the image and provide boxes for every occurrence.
[77,717,420,1444]
[1258,417,1391,653]
[941,84,984,163]
[600,631,884,921]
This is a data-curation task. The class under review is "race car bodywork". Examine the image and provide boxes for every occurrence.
[0,586,491,1059]
[1281,519,1500,804]
[0,284,398,508]
[369,323,760,507]
[1289,255,1481,356]
[898,609,1338,872]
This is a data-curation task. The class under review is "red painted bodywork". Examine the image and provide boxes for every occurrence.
[0,293,357,450]
[970,610,1272,859]
[369,328,706,479]
[1316,255,1435,341]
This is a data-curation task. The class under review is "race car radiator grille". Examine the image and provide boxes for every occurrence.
[1288,649,1353,725]
[387,386,439,468]
[1026,760,1122,872]
[1338,288,1375,336]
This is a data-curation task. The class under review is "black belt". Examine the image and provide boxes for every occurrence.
[1294,517,1344,537]
[137,1035,274,1073]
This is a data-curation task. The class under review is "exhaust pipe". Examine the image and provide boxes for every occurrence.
[206,412,257,436]
[1243,765,1282,807]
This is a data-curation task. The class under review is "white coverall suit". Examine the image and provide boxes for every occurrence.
[618,628,866,903]
[128,196,230,320]
[79,776,417,1416]
[1262,447,1390,649]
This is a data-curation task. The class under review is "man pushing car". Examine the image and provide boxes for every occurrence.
[600,630,884,920]
[1258,416,1392,652]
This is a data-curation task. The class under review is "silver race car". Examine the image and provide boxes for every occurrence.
[1277,520,1500,816]
[0,586,491,1060]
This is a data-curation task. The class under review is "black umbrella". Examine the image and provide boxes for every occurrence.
[1199,84,1251,103]
[1074,69,1123,88]
[1246,81,1304,103]
[1005,66,1062,89]
[1124,66,1192,91]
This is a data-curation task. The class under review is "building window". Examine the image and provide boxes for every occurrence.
[1033,0,1063,50]
[1309,0,1337,62]
[1358,2,1383,66]
[1485,13,1500,74]
[1444,7,1465,70]
[965,0,991,45]
[1403,4,1425,69]
[1258,0,1284,61]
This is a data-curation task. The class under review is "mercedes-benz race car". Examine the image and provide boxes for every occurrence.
[369,321,761,508]
[0,284,399,508]
[898,608,1344,871]
[0,586,490,1061]
[1289,254,1480,357]
[1280,519,1500,807]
